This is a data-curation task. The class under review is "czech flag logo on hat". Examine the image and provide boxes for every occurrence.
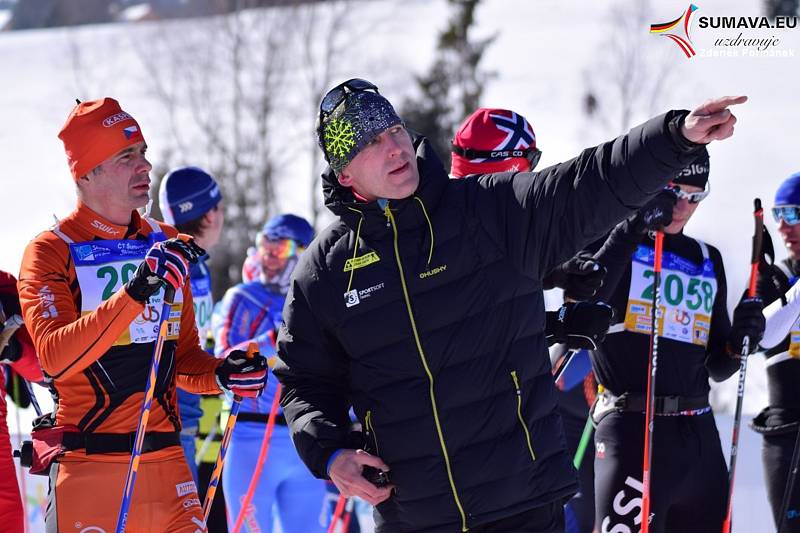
[123,125,139,139]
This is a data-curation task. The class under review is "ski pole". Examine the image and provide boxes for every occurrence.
[553,349,578,383]
[778,424,800,532]
[341,497,355,531]
[641,230,664,533]
[11,371,30,533]
[231,382,283,533]
[328,494,348,533]
[723,198,765,533]
[22,378,42,417]
[194,417,219,467]
[114,285,176,533]
[202,341,259,528]
[573,414,594,469]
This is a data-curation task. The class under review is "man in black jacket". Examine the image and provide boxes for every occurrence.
[273,78,744,533]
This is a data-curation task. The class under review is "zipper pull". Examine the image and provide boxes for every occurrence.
[377,198,391,227]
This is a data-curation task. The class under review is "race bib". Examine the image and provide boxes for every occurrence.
[69,233,183,346]
[624,244,717,347]
[190,266,213,345]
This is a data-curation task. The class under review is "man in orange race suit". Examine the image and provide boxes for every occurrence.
[17,98,267,533]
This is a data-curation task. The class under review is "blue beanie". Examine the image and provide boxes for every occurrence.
[775,172,800,206]
[261,214,314,247]
[159,167,222,225]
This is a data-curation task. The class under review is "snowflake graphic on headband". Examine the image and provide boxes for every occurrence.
[324,118,356,159]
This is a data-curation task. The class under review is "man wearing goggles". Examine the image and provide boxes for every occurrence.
[274,76,745,533]
[587,150,765,533]
[751,171,800,530]
[211,214,327,533]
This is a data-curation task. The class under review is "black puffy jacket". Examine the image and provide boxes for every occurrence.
[274,112,702,532]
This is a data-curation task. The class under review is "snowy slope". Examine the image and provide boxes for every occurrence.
[1,0,797,530]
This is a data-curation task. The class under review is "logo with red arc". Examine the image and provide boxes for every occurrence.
[650,4,699,58]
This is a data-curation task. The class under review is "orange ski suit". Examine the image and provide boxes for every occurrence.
[18,202,222,532]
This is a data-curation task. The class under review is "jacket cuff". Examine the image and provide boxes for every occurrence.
[326,448,345,477]
[667,110,706,153]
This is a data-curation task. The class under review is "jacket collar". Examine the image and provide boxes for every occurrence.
[321,135,448,239]
[65,201,146,241]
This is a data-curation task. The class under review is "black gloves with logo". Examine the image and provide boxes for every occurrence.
[126,238,206,303]
[546,301,614,350]
[727,293,766,357]
[631,188,678,234]
[543,252,607,301]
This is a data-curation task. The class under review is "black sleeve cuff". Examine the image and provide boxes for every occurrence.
[667,110,706,153]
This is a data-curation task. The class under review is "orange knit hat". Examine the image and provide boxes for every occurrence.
[58,98,145,180]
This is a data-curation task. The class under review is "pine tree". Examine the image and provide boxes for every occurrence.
[400,0,496,169]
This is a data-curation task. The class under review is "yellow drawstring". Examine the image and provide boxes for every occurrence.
[414,196,435,267]
[345,207,365,293]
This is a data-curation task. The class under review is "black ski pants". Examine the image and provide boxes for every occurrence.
[594,411,728,533]
[471,501,565,532]
[763,429,800,531]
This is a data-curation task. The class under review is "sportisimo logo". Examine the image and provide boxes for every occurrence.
[650,4,700,58]
[178,201,194,213]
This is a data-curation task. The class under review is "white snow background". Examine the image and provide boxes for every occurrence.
[1,0,798,530]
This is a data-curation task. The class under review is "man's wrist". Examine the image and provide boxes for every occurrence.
[668,111,704,152]
[326,448,345,476]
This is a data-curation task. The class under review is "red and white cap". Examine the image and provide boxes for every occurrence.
[450,108,538,178]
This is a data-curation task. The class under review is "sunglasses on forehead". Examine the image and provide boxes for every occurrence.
[773,205,800,226]
[319,78,379,122]
[450,144,543,170]
[666,182,711,204]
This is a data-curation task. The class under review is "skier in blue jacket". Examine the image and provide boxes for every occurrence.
[158,165,224,483]
[212,213,328,533]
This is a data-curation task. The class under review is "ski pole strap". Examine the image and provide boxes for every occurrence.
[61,430,180,454]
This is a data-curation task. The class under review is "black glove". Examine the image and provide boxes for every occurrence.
[631,188,678,234]
[546,301,614,350]
[544,253,607,301]
[125,238,206,303]
[727,294,765,356]
[215,349,268,398]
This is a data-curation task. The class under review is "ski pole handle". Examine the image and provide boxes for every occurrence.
[748,199,764,298]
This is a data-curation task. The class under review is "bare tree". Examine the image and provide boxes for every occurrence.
[136,5,293,296]
[296,0,353,227]
[581,0,674,139]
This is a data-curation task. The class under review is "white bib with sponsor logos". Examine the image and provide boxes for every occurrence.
[55,219,183,346]
[190,261,213,345]
[623,242,717,347]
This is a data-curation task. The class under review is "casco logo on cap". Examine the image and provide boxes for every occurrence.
[102,112,133,128]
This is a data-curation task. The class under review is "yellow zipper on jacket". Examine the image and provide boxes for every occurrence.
[383,202,468,532]
[365,410,380,456]
[510,370,536,462]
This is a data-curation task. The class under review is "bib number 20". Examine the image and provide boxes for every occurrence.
[97,263,139,300]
